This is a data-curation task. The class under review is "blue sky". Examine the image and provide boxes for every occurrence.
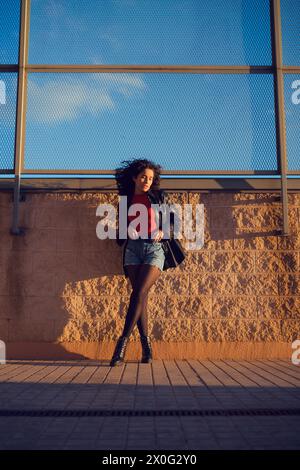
[0,0,299,176]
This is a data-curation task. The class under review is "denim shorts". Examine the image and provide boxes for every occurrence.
[124,238,166,272]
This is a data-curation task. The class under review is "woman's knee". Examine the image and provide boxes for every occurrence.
[131,287,149,301]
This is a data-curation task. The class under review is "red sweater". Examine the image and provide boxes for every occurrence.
[127,193,158,236]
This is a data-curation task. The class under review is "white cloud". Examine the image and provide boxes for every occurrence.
[91,72,147,97]
[26,72,147,124]
[27,78,115,124]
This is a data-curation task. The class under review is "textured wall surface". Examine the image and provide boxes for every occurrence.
[0,190,299,360]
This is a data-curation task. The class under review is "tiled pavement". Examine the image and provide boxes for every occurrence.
[0,359,300,450]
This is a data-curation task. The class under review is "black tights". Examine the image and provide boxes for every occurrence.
[122,264,162,338]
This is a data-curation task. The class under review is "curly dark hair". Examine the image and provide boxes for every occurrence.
[114,158,163,197]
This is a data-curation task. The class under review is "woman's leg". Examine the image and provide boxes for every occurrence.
[126,265,149,337]
[122,264,162,338]
[137,292,149,337]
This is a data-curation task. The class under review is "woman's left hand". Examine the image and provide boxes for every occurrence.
[153,229,164,242]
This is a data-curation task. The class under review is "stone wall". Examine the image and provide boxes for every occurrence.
[0,190,299,360]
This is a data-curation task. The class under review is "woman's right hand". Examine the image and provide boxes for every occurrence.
[128,225,139,240]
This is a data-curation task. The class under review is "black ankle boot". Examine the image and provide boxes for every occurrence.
[140,335,153,363]
[110,335,129,367]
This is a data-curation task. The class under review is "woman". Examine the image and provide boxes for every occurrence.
[111,158,168,367]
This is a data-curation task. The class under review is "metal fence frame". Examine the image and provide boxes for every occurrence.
[1,0,300,235]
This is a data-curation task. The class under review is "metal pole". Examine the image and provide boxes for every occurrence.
[272,0,289,235]
[11,0,30,235]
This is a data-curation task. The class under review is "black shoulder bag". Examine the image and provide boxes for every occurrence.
[152,189,186,270]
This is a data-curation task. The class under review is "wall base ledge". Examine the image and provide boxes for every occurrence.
[4,341,293,361]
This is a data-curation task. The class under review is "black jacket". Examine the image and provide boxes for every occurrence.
[115,188,184,277]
